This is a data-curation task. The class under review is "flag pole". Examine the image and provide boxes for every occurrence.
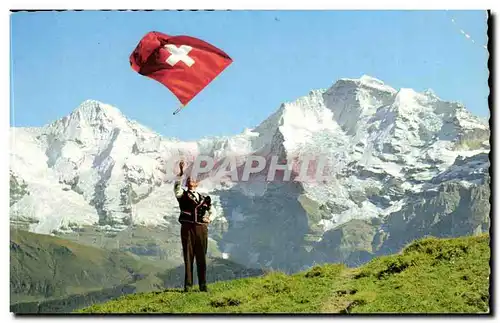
[173,103,185,115]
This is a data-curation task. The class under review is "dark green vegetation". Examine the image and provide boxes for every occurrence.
[10,228,162,309]
[79,234,490,314]
[10,172,29,207]
[53,225,187,267]
[10,229,264,313]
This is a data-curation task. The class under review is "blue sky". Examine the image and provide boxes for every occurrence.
[10,10,489,141]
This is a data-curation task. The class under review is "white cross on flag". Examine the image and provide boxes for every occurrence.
[164,44,195,67]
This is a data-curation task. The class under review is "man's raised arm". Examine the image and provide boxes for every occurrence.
[174,161,185,198]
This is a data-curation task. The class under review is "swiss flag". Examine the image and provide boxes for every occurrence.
[130,31,233,106]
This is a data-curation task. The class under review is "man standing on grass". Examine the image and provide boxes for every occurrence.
[174,160,212,292]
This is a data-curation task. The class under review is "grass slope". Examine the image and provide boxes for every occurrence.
[11,229,265,313]
[78,234,491,314]
[10,229,163,304]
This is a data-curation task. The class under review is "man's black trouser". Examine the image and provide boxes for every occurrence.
[180,222,208,290]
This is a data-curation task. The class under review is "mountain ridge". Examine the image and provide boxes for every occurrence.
[10,75,490,272]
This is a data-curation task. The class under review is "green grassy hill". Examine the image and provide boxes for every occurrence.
[10,229,164,304]
[10,229,265,313]
[78,234,491,314]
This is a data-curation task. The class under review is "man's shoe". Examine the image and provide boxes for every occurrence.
[199,285,208,292]
[184,286,193,293]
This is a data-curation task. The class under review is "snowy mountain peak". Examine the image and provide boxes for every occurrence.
[76,99,120,113]
[67,99,127,126]
[423,88,439,98]
[9,75,490,241]
[39,99,143,148]
[42,99,127,136]
[390,87,486,130]
[359,74,384,82]
[334,75,398,95]
[392,88,424,110]
[321,76,397,135]
[359,74,397,93]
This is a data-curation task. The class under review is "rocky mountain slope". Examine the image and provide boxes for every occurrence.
[10,75,491,272]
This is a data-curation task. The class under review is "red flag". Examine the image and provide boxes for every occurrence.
[130,31,233,106]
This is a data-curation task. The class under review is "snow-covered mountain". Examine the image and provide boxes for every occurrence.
[10,75,490,271]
